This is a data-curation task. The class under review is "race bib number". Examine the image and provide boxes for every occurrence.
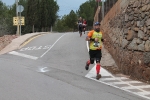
[93,41,100,47]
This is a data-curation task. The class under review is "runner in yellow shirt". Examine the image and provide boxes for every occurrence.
[85,22,104,80]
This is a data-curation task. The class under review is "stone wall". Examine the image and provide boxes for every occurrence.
[101,0,150,82]
[101,0,130,25]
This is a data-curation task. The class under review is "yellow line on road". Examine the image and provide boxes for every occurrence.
[20,34,42,48]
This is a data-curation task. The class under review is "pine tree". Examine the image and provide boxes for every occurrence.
[26,0,38,32]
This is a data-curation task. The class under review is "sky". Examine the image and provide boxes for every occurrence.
[1,0,88,16]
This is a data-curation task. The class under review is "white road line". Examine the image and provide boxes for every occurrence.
[108,81,142,85]
[9,51,38,60]
[137,92,150,96]
[100,77,128,81]
[40,34,66,58]
[122,85,150,89]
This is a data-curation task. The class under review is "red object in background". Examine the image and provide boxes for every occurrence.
[83,20,87,24]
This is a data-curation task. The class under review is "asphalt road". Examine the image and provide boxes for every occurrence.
[0,32,147,100]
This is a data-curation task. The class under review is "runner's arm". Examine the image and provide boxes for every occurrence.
[86,36,95,41]
[101,38,106,42]
[86,30,94,41]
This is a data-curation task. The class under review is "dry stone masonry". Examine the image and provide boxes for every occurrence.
[102,0,150,82]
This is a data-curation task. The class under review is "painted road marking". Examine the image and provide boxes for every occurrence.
[9,51,38,60]
[9,34,66,60]
[40,34,66,58]
[100,77,128,81]
[20,45,51,51]
[137,92,150,95]
[108,81,142,85]
[37,67,49,72]
[85,64,113,78]
[85,41,150,100]
[122,85,150,89]
[20,34,43,48]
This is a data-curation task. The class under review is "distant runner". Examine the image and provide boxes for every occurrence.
[77,17,83,37]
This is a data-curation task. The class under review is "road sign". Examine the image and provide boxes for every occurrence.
[13,17,25,26]
[17,5,24,12]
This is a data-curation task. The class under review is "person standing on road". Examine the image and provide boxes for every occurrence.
[85,22,105,80]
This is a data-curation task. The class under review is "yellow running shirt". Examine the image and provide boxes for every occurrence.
[88,30,103,50]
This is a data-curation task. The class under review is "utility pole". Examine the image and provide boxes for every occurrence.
[16,0,19,35]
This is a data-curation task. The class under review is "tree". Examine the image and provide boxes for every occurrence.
[0,1,16,36]
[77,0,97,27]
[26,0,39,32]
[67,10,77,30]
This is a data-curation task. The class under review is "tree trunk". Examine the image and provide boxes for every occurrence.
[32,25,34,33]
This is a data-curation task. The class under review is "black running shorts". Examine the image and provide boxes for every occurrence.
[89,49,102,64]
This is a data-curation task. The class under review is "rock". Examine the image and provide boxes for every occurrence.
[134,21,137,26]
[143,36,148,41]
[146,18,150,26]
[145,40,150,51]
[137,21,141,27]
[128,38,138,50]
[138,30,145,39]
[146,4,150,11]
[144,52,150,64]
[140,20,145,27]
[122,39,129,48]
[131,21,134,24]
[124,29,128,35]
[127,30,135,41]
[134,10,140,14]
[144,26,147,33]
[129,15,134,21]
[130,11,134,15]
[126,22,131,28]
[148,30,150,35]
[145,12,150,15]
[133,1,140,8]
[136,38,143,44]
[148,26,150,29]
[138,43,145,51]
[134,14,139,17]
[145,0,150,5]
[141,27,144,31]
[141,13,146,18]
[134,27,139,32]
[142,5,148,12]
